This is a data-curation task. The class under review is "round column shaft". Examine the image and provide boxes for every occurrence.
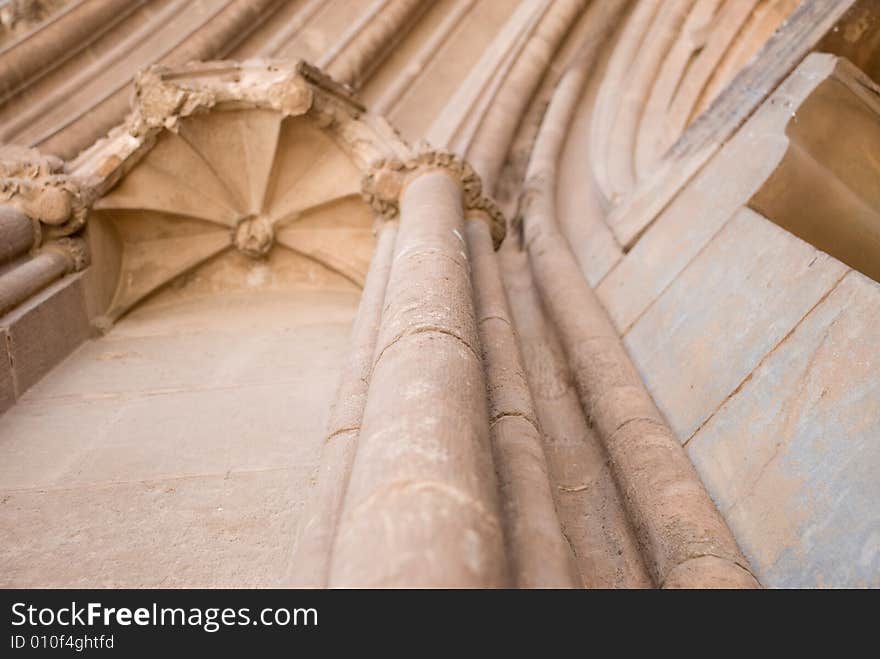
[523,61,759,589]
[329,170,509,588]
[466,216,581,588]
[0,206,35,266]
[287,220,398,587]
[0,249,69,317]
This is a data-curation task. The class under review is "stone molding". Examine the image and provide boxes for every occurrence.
[71,58,410,197]
[361,149,506,249]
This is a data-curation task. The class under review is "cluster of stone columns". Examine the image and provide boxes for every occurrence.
[33,0,287,159]
[0,205,87,317]
[520,52,760,589]
[287,0,765,584]
[0,0,140,103]
[287,150,582,588]
[288,0,759,589]
[286,220,398,587]
[465,214,581,588]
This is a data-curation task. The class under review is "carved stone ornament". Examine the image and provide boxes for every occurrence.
[0,145,91,248]
[361,148,507,249]
[71,59,409,198]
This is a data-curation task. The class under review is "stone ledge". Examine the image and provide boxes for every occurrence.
[0,272,92,406]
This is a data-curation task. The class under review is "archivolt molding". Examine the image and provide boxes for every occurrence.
[361,149,507,249]
[589,0,800,210]
[602,0,865,249]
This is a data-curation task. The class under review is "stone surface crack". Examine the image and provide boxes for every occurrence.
[373,325,482,371]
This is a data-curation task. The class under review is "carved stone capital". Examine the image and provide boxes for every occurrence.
[361,149,506,248]
[0,146,89,247]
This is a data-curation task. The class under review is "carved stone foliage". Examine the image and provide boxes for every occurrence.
[0,144,90,249]
[361,149,506,248]
[73,59,410,323]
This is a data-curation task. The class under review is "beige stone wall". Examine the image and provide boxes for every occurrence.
[0,288,359,586]
[0,0,878,588]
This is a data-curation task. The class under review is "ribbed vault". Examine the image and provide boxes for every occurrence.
[77,59,409,324]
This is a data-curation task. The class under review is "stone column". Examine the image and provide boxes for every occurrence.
[329,165,509,587]
[0,238,87,317]
[465,215,581,588]
[0,154,89,317]
[286,220,398,587]
[0,206,34,265]
[522,56,759,589]
[465,0,588,191]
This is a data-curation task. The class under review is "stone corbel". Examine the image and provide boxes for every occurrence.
[361,149,507,249]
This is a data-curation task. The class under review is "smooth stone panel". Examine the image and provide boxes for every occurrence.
[0,397,122,490]
[0,468,303,588]
[24,312,351,399]
[625,208,847,441]
[688,271,880,587]
[55,382,327,488]
[0,289,357,587]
